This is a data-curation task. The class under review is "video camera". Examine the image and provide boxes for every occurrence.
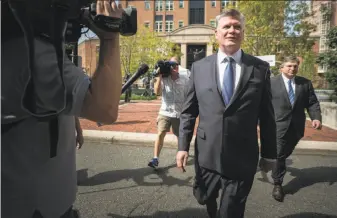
[152,60,178,78]
[65,1,138,43]
[2,0,137,43]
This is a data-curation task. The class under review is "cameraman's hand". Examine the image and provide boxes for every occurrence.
[87,0,124,39]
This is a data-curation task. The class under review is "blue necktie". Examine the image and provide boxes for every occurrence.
[222,57,235,105]
[288,79,295,105]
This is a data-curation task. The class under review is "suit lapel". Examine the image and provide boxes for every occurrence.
[226,53,253,109]
[279,75,292,106]
[210,54,226,107]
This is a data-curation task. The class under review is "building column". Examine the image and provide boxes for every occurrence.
[180,43,187,68]
[206,43,213,56]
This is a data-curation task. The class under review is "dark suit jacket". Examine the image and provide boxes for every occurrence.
[271,74,322,145]
[178,52,277,181]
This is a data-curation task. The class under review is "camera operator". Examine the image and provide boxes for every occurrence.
[2,1,123,217]
[148,57,190,168]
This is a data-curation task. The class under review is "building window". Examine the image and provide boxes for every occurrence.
[179,0,184,8]
[155,21,163,32]
[221,0,230,9]
[319,36,328,53]
[166,0,173,11]
[165,15,173,32]
[144,22,150,28]
[210,20,216,27]
[178,20,184,28]
[144,0,150,10]
[155,15,163,32]
[155,0,163,11]
[211,1,216,7]
[189,8,204,24]
[232,1,237,7]
[321,21,330,35]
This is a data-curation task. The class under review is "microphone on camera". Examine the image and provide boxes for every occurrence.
[121,64,149,94]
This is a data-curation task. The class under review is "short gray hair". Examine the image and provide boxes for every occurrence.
[280,56,300,68]
[216,9,245,30]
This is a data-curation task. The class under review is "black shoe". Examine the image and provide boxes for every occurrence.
[272,185,285,202]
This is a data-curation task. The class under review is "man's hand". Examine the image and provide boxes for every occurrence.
[86,0,124,39]
[76,132,84,149]
[176,151,189,172]
[312,120,322,130]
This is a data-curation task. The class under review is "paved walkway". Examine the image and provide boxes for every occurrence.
[80,100,337,142]
[74,143,337,218]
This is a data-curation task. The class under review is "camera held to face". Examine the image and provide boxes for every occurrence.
[152,60,178,78]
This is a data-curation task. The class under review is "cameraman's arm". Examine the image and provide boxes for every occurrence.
[80,1,124,123]
[154,76,162,96]
[81,36,122,123]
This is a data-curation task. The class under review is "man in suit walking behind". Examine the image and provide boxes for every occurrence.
[260,56,322,202]
[176,9,277,218]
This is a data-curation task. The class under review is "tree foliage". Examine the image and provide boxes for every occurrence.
[238,1,286,58]
[119,27,182,76]
[297,50,316,81]
[209,1,316,68]
[281,1,316,57]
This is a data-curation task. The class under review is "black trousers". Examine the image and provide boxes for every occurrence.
[272,125,300,185]
[32,206,79,218]
[193,167,254,218]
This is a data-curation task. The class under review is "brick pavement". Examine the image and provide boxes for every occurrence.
[80,100,337,142]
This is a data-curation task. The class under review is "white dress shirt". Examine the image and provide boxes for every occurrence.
[217,49,242,92]
[281,73,296,94]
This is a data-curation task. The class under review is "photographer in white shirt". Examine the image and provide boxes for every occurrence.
[148,57,190,168]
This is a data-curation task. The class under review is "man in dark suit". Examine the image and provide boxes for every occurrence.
[260,56,322,202]
[176,9,277,218]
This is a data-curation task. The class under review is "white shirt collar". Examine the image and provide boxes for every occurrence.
[217,49,242,64]
[281,73,295,83]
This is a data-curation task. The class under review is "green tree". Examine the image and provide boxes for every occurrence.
[119,27,181,76]
[281,1,316,57]
[238,1,286,58]
[297,50,316,81]
[316,26,337,98]
[209,1,315,63]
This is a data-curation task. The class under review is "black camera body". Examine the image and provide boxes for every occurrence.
[153,60,178,78]
[2,0,137,44]
[65,3,137,43]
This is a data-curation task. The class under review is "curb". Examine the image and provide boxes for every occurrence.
[83,130,337,155]
[83,130,179,147]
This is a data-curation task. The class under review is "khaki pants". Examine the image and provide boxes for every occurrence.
[157,115,180,137]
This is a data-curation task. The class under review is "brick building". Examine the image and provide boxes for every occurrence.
[78,0,336,78]
[307,1,337,70]
[78,0,238,75]
[306,0,337,87]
